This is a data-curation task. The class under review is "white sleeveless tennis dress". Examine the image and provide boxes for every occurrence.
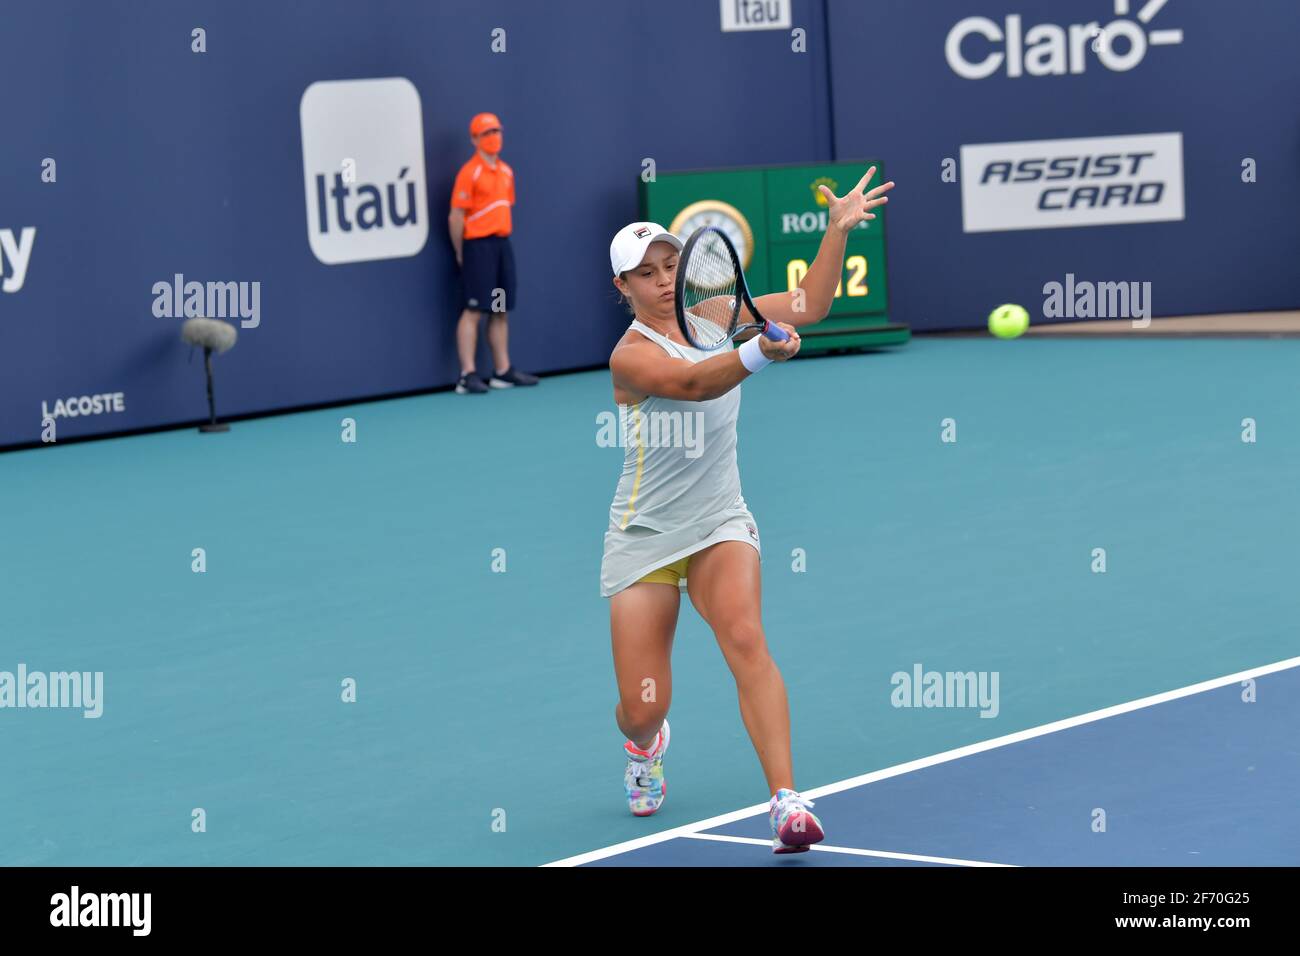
[600,319,761,598]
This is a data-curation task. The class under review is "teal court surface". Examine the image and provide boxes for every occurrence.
[2,337,1298,867]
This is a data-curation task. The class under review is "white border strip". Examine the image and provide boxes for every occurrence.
[543,655,1300,866]
[682,832,1015,867]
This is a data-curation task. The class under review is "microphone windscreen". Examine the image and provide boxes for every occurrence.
[181,317,238,354]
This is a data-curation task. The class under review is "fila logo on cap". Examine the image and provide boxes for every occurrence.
[633,226,651,238]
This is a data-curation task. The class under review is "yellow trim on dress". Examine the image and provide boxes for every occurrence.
[618,403,645,530]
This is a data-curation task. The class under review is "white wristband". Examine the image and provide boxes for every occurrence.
[738,335,772,373]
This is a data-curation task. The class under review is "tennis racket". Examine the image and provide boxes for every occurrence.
[674,226,789,350]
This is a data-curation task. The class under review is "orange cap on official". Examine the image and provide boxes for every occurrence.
[469,112,502,136]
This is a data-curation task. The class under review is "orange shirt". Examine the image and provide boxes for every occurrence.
[451,154,515,239]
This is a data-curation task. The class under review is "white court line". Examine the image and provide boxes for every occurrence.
[543,655,1300,867]
[682,832,1015,867]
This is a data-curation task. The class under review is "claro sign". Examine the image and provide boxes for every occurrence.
[946,0,1184,79]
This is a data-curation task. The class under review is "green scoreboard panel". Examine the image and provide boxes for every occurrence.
[639,161,909,353]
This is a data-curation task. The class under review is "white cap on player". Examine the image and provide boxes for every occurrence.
[609,221,683,276]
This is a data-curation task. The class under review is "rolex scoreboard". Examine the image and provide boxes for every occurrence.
[639,161,909,353]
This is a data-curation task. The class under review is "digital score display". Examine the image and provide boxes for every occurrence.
[642,161,889,324]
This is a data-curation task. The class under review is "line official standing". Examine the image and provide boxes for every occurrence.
[448,112,538,395]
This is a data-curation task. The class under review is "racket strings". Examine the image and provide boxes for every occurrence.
[680,233,739,350]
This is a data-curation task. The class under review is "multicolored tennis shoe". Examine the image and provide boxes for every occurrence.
[769,788,825,853]
[624,719,670,816]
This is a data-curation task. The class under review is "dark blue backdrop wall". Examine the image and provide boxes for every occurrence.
[828,0,1300,331]
[2,0,1297,448]
[0,0,832,447]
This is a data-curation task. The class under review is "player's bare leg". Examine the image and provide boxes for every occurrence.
[610,581,678,815]
[685,540,792,793]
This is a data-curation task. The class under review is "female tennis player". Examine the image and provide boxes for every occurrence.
[602,167,894,853]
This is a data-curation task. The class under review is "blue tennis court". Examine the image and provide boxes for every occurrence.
[563,659,1300,866]
[4,337,1298,867]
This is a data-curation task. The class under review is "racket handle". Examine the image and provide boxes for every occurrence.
[762,321,790,343]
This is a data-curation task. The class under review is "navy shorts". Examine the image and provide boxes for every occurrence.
[461,235,516,313]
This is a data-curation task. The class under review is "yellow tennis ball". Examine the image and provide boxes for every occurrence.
[988,303,1030,339]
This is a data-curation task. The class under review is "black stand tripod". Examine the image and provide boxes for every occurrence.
[199,346,229,433]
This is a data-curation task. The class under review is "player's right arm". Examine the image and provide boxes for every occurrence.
[750,167,894,328]
[610,328,798,403]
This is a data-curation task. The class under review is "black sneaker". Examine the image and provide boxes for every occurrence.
[455,372,489,395]
[489,366,540,388]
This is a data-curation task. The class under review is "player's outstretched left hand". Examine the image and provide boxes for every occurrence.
[819,166,895,234]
